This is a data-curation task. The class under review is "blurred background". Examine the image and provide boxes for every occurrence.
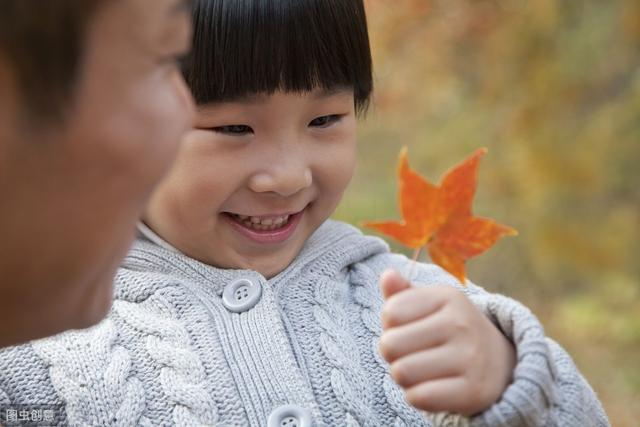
[334,1,640,425]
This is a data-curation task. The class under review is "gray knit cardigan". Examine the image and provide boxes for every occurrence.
[0,220,609,426]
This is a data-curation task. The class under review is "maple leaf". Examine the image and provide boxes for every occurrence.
[364,147,517,284]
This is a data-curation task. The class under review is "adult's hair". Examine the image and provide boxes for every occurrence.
[182,0,373,113]
[0,0,105,121]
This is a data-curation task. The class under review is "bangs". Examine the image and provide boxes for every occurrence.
[182,0,372,113]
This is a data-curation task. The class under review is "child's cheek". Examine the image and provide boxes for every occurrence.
[319,134,357,202]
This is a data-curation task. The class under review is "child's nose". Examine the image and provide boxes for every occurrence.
[248,157,313,197]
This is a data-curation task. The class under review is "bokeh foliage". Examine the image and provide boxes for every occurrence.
[333,1,640,424]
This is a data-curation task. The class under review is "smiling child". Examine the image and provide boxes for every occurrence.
[0,0,608,426]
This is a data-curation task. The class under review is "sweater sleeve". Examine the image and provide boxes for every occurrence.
[465,291,610,427]
[0,386,9,406]
[388,257,611,426]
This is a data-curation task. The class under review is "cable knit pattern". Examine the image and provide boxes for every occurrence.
[351,262,431,427]
[113,297,218,426]
[0,220,608,426]
[313,277,374,426]
[0,387,9,406]
[32,319,149,426]
[545,339,610,426]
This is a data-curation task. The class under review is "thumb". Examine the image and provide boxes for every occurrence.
[380,269,412,300]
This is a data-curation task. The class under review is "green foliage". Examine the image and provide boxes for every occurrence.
[334,1,640,424]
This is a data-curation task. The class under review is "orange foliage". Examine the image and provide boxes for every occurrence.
[364,147,517,284]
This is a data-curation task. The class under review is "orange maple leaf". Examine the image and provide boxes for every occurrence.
[363,147,517,284]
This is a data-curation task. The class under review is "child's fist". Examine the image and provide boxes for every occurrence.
[378,269,516,417]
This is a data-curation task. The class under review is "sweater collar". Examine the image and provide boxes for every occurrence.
[116,220,389,300]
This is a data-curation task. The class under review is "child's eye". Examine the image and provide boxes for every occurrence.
[213,124,254,135]
[309,114,342,128]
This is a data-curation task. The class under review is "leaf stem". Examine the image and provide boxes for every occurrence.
[406,246,422,281]
[412,246,422,262]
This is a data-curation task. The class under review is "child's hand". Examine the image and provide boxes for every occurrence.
[378,269,516,417]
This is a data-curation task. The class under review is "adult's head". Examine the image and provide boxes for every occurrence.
[0,0,195,347]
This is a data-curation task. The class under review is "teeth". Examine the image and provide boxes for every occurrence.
[230,213,291,230]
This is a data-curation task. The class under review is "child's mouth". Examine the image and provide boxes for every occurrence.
[221,208,305,244]
[228,213,292,231]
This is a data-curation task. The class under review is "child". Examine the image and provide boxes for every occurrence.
[0,0,608,426]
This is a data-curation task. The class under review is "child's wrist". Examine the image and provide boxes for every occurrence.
[479,318,517,413]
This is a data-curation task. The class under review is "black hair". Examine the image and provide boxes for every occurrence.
[182,0,373,113]
[0,0,104,122]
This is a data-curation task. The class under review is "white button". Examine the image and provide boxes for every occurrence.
[267,404,312,427]
[222,278,262,313]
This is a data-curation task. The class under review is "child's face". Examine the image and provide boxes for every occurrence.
[144,89,357,278]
